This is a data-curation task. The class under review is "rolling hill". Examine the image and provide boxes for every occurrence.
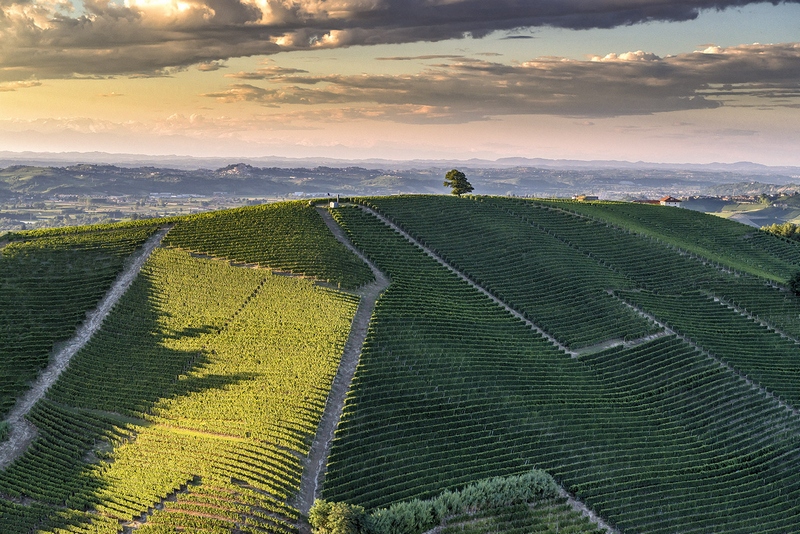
[2,195,800,533]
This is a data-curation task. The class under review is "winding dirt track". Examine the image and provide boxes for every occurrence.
[0,226,171,470]
[294,208,390,516]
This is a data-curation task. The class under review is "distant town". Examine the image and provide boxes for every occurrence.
[2,162,800,233]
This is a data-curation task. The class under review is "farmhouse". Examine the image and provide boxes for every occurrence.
[659,196,682,207]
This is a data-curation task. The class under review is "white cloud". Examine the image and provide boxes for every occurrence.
[0,80,42,91]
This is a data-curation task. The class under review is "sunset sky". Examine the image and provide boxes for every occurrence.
[1,0,799,165]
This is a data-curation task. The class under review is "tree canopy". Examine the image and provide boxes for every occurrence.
[443,169,473,196]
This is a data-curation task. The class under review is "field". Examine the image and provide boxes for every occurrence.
[3,195,800,533]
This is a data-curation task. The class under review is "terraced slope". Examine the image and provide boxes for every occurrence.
[164,201,374,289]
[0,247,359,533]
[0,224,160,420]
[365,195,800,408]
[535,199,800,281]
[358,195,658,349]
[5,197,800,534]
[323,204,800,533]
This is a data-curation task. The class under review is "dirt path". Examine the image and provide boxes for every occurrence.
[354,205,618,534]
[558,488,618,534]
[0,226,172,470]
[293,209,390,518]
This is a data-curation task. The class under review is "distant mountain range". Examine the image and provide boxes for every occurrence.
[1,150,799,176]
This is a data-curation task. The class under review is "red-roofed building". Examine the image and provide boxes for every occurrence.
[659,196,682,207]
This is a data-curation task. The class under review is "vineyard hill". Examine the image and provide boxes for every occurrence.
[2,196,800,533]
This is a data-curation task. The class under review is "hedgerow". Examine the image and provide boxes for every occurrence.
[311,470,564,534]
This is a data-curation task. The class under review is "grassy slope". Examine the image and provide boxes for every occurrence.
[361,195,658,349]
[0,201,370,532]
[5,198,800,533]
[163,201,374,290]
[533,198,800,282]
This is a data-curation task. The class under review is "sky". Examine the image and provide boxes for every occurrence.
[0,0,799,165]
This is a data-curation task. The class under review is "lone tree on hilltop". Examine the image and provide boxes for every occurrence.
[444,169,473,196]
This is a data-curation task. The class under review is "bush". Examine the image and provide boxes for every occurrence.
[313,469,558,534]
[309,500,368,534]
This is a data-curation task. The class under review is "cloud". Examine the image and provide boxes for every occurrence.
[201,42,800,123]
[0,80,42,92]
[1,0,799,80]
[375,55,465,61]
[197,61,226,71]
[223,66,309,80]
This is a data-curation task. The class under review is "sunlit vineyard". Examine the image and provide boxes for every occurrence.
[163,201,374,289]
[0,247,358,532]
[4,195,800,533]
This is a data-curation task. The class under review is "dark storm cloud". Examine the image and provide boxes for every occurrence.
[1,0,798,80]
[202,43,800,123]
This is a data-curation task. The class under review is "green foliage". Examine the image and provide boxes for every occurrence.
[439,501,604,534]
[0,246,358,533]
[443,169,473,196]
[762,221,800,241]
[361,195,658,348]
[310,500,368,534]
[4,217,173,241]
[790,271,800,296]
[313,471,559,534]
[10,195,800,534]
[368,470,558,534]
[163,201,373,289]
[539,197,800,282]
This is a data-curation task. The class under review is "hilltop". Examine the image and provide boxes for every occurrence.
[2,196,800,533]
